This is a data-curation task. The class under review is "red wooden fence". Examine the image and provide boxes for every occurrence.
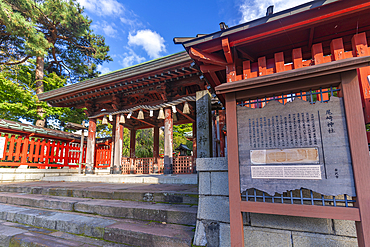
[0,133,86,168]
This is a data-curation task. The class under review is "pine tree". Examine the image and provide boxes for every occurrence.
[0,0,112,126]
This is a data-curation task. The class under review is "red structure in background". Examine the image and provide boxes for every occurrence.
[0,119,86,168]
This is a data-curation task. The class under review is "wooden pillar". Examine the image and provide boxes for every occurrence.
[113,115,123,174]
[78,121,85,174]
[164,108,173,174]
[153,126,160,173]
[192,122,197,173]
[110,116,116,173]
[225,93,244,247]
[85,118,96,174]
[129,128,136,174]
[219,110,226,157]
[196,90,212,158]
[351,33,370,123]
[341,70,370,247]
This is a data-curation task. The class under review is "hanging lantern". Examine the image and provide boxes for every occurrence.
[119,114,125,124]
[157,108,165,119]
[102,115,108,125]
[173,112,178,122]
[149,110,153,117]
[138,109,144,119]
[108,114,113,121]
[127,112,132,119]
[171,105,177,113]
[183,102,190,114]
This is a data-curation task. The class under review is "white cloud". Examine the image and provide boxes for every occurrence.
[77,0,124,16]
[128,30,166,59]
[239,0,311,23]
[119,47,146,68]
[91,21,117,37]
[97,65,111,74]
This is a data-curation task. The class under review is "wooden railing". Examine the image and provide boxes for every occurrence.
[121,156,193,174]
[94,144,111,169]
[0,133,86,168]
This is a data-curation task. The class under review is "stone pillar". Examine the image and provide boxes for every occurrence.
[85,118,96,174]
[153,126,160,173]
[130,129,136,173]
[164,108,173,174]
[113,115,123,174]
[196,90,212,158]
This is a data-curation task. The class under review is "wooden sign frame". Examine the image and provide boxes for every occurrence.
[216,56,370,247]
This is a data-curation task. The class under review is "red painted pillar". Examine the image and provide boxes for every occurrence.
[86,118,96,174]
[110,116,116,173]
[130,129,136,173]
[153,126,160,173]
[164,108,173,174]
[113,115,123,174]
[219,110,226,157]
[192,122,197,173]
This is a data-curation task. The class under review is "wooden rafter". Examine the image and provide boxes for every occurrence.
[129,116,154,127]
[222,38,233,63]
[189,47,227,66]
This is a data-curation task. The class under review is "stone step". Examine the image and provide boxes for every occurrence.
[0,181,199,205]
[0,203,194,247]
[0,192,197,225]
[0,220,125,247]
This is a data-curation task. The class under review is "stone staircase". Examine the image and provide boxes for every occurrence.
[0,182,198,246]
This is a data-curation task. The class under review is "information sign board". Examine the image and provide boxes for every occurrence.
[237,97,356,196]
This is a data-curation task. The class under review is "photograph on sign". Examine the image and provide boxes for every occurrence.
[237,97,355,196]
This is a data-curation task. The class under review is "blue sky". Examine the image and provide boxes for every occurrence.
[77,0,311,75]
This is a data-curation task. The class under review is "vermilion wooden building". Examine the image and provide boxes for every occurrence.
[39,52,212,174]
[174,0,370,245]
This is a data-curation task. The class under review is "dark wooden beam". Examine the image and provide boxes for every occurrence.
[130,116,155,127]
[308,27,315,48]
[200,64,225,73]
[236,48,255,62]
[177,107,195,123]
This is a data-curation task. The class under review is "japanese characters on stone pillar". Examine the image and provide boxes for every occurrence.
[86,118,96,174]
[196,90,212,158]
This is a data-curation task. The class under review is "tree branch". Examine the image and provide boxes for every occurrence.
[0,55,31,65]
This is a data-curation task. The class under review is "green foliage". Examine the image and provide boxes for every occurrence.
[0,63,86,128]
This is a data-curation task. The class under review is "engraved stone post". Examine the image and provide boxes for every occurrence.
[85,118,96,174]
[164,108,173,174]
[196,90,212,158]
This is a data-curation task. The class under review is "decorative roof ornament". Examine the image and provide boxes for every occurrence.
[138,109,144,119]
[102,115,108,125]
[183,102,190,114]
[119,114,125,124]
[157,108,165,119]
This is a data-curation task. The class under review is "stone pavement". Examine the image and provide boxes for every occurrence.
[0,181,198,246]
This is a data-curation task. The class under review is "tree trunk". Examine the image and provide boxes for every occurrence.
[35,56,45,127]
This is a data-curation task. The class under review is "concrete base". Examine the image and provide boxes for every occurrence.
[194,158,358,247]
[0,168,78,183]
[41,174,198,184]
